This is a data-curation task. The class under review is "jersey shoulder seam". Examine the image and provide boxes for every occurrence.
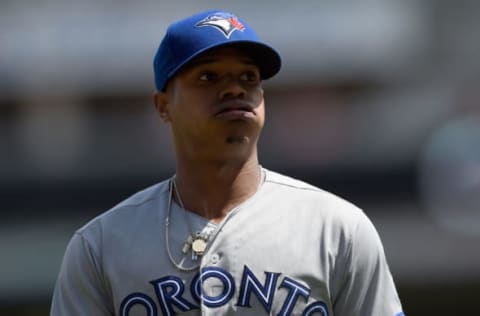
[263,168,322,192]
[265,178,321,192]
[73,229,114,306]
[112,181,169,209]
[76,180,169,236]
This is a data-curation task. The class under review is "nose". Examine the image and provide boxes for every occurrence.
[218,76,246,100]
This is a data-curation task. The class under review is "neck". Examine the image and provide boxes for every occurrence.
[173,156,262,223]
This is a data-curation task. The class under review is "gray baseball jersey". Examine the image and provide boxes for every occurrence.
[51,168,404,316]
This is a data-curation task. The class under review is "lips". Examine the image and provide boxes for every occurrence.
[215,101,255,116]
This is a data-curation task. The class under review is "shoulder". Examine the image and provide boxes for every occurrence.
[263,168,363,217]
[261,168,370,238]
[75,179,170,241]
[110,179,170,211]
[264,168,319,191]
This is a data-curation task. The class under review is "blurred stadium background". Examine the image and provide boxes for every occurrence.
[1,0,479,315]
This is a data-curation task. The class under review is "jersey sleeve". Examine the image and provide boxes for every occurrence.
[332,212,404,316]
[50,230,114,316]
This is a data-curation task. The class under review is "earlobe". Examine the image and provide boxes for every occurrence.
[153,92,170,122]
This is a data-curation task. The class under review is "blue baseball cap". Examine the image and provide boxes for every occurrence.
[153,10,282,91]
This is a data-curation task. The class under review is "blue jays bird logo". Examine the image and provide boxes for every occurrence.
[195,12,245,38]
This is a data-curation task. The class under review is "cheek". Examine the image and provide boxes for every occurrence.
[255,86,265,104]
[256,101,266,127]
[169,90,203,118]
[254,89,265,117]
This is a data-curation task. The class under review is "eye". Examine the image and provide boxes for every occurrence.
[240,71,260,83]
[199,71,218,82]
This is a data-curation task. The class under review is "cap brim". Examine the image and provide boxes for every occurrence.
[167,40,281,85]
[232,41,282,80]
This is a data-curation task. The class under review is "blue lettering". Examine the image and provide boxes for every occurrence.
[278,277,311,316]
[192,267,235,308]
[119,292,157,316]
[150,276,197,316]
[119,265,331,315]
[302,301,329,316]
[236,265,280,313]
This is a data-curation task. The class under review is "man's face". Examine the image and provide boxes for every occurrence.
[156,46,265,162]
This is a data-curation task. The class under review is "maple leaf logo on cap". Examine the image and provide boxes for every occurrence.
[195,12,246,38]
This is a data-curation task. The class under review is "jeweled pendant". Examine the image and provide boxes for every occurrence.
[192,237,207,256]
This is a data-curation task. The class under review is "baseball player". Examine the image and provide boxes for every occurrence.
[51,9,405,316]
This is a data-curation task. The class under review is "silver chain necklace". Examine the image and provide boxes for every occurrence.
[164,167,265,271]
[165,177,211,271]
[173,176,211,260]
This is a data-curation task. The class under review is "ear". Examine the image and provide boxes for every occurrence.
[153,91,171,122]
